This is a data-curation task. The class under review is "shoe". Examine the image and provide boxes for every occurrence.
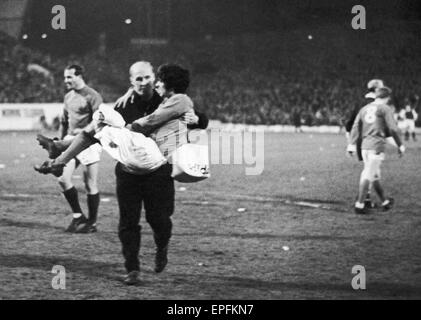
[65,214,88,233]
[124,271,140,286]
[381,198,394,211]
[75,222,97,234]
[354,206,369,215]
[36,134,61,159]
[154,245,168,273]
[34,160,65,177]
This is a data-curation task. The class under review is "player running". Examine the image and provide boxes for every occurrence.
[347,86,405,214]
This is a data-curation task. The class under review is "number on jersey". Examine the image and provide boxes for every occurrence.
[364,105,377,124]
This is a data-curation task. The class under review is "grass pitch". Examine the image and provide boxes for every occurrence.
[0,131,420,299]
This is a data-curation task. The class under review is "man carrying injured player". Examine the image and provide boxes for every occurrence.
[35,104,167,177]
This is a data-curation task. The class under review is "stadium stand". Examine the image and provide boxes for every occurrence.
[1,19,420,126]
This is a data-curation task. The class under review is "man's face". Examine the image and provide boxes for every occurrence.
[64,68,81,90]
[130,65,155,96]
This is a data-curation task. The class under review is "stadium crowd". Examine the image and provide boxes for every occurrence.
[1,20,420,126]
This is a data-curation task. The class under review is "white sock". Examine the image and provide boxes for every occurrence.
[73,213,82,219]
[382,199,390,206]
[355,202,364,209]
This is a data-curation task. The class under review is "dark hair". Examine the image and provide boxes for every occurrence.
[157,64,190,94]
[375,86,392,99]
[65,64,84,77]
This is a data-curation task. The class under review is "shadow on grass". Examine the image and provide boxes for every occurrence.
[162,273,421,299]
[1,253,420,299]
[0,218,63,231]
[0,253,122,281]
[219,275,421,298]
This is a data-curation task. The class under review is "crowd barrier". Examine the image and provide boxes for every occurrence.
[1,104,420,133]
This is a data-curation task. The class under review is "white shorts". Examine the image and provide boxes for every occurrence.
[361,150,385,181]
[76,143,102,165]
[94,126,166,175]
[63,135,102,166]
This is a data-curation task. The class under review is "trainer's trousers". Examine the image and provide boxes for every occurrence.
[115,162,174,273]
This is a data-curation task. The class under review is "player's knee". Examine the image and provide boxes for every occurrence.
[146,212,170,228]
[83,174,98,193]
[58,177,72,190]
[145,214,159,226]
[84,180,98,194]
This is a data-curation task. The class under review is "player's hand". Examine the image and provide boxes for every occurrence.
[345,132,351,144]
[97,111,105,122]
[131,121,142,133]
[181,110,199,125]
[115,88,134,109]
[346,144,356,157]
[398,145,405,157]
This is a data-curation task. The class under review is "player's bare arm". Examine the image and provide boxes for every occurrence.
[384,106,405,156]
[347,111,362,156]
[131,95,191,135]
[60,108,69,139]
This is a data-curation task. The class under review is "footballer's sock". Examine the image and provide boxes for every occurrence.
[55,132,97,165]
[87,193,100,224]
[355,202,365,209]
[404,132,409,141]
[63,187,83,215]
[412,132,416,141]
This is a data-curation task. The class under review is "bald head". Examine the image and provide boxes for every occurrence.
[130,61,154,76]
[129,61,155,98]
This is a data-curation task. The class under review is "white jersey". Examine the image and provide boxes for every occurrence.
[399,107,418,121]
[398,106,418,132]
